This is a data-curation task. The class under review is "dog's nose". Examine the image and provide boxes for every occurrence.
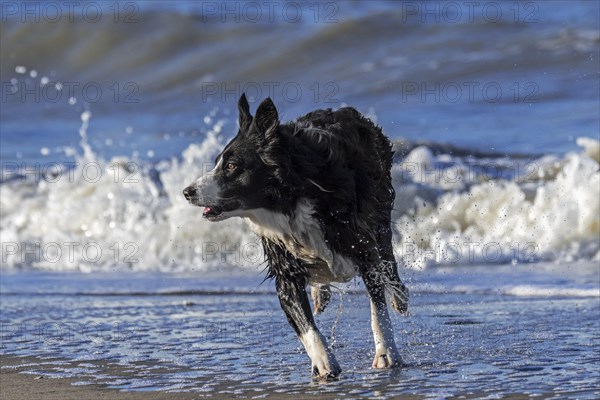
[183,186,197,200]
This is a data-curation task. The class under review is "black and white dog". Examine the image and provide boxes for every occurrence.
[183,95,408,380]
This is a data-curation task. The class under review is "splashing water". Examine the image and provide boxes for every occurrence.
[0,112,598,271]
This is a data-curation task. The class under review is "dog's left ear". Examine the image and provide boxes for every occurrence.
[238,93,253,132]
[254,97,279,139]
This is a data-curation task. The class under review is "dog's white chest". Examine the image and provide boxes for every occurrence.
[244,199,356,284]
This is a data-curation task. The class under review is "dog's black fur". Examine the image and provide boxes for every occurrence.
[184,95,408,380]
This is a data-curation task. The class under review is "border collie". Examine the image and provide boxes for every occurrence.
[183,94,409,380]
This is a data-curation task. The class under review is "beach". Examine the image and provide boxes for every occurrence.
[1,265,598,398]
[1,355,202,400]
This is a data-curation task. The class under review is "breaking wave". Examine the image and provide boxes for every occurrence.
[1,112,598,271]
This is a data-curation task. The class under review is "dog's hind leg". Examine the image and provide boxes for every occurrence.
[361,266,402,369]
[275,276,341,380]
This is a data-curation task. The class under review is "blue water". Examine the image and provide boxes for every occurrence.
[1,0,598,166]
[1,265,599,397]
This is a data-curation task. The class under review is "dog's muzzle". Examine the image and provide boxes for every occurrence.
[182,185,198,202]
[183,173,218,207]
[183,177,231,221]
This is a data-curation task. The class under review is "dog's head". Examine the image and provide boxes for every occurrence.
[183,94,286,221]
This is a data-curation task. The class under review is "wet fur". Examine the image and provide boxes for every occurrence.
[183,95,409,380]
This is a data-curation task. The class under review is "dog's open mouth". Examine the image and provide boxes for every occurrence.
[202,206,225,221]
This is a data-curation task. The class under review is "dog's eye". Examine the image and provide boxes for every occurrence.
[225,162,237,171]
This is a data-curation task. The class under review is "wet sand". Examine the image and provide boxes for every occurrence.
[0,354,424,400]
[1,355,199,400]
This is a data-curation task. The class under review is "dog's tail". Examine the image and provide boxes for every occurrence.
[310,284,332,315]
[388,278,409,315]
[380,260,409,316]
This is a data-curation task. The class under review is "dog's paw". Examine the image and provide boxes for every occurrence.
[372,346,401,369]
[311,355,341,381]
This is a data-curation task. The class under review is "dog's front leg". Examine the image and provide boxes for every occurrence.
[275,276,341,380]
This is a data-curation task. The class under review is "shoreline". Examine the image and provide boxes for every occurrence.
[1,354,423,400]
[3,353,595,400]
[0,355,203,400]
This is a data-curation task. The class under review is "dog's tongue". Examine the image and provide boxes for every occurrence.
[203,207,212,216]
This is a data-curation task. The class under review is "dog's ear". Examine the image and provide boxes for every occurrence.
[254,97,279,139]
[238,93,253,131]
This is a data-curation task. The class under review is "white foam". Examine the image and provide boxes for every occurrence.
[576,136,600,163]
[394,138,600,269]
[0,111,598,275]
[0,114,257,271]
[411,283,599,298]
[504,285,599,298]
